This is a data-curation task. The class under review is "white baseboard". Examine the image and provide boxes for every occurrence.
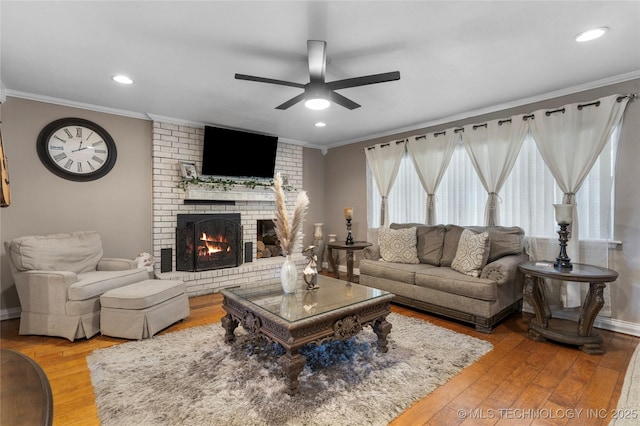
[1,307,21,321]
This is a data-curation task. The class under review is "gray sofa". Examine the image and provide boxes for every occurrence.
[359,224,528,333]
[5,231,149,341]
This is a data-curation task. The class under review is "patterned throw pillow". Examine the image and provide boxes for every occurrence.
[378,227,420,264]
[451,229,490,277]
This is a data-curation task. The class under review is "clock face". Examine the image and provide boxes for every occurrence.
[37,118,117,181]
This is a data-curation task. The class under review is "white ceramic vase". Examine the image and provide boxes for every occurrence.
[280,255,298,293]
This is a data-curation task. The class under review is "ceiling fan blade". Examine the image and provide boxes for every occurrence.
[235,73,305,89]
[307,40,327,83]
[327,71,400,91]
[329,91,361,110]
[275,92,306,110]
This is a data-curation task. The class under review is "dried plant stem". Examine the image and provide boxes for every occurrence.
[272,172,308,255]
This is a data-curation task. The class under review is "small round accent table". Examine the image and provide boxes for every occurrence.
[327,241,372,283]
[518,261,618,354]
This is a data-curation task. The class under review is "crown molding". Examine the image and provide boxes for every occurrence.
[330,70,640,149]
[5,90,150,120]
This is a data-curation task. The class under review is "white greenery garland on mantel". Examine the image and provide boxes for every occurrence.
[177,176,294,192]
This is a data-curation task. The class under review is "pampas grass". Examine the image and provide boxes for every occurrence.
[273,172,309,255]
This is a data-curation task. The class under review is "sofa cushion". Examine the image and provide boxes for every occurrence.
[378,227,420,264]
[441,224,465,266]
[359,259,434,285]
[390,223,445,265]
[68,268,150,301]
[8,231,103,274]
[414,267,497,301]
[469,226,524,262]
[451,229,490,277]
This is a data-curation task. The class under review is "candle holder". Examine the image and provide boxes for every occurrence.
[344,207,354,245]
[553,204,573,270]
[345,218,354,245]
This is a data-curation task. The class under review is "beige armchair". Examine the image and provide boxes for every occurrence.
[4,231,149,341]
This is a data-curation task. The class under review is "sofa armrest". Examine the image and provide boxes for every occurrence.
[97,258,138,271]
[12,270,78,314]
[363,245,381,260]
[481,253,529,285]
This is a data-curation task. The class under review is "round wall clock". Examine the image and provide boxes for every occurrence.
[36,117,117,181]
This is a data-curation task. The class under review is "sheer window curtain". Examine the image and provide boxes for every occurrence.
[461,116,528,226]
[406,131,457,225]
[364,140,406,228]
[528,94,630,307]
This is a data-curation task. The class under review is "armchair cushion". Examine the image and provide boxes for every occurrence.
[9,231,103,273]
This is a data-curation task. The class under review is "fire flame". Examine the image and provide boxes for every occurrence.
[199,232,231,255]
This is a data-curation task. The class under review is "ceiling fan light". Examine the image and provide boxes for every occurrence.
[575,27,608,42]
[305,98,330,110]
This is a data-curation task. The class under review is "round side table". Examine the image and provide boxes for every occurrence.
[518,261,618,354]
[327,241,372,283]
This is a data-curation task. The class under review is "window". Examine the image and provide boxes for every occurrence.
[367,127,619,241]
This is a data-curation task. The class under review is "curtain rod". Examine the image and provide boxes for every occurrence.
[363,93,637,151]
[365,139,406,151]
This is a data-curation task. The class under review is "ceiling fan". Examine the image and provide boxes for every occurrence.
[235,40,401,110]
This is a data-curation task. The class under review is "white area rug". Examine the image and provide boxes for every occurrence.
[87,312,493,426]
[611,342,640,425]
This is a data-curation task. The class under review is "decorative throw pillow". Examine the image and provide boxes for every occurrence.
[451,229,490,277]
[378,227,420,264]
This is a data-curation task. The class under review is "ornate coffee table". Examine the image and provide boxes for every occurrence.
[220,275,394,394]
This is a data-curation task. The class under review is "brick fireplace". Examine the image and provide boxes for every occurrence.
[151,121,305,297]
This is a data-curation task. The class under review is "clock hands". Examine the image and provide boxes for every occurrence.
[71,140,91,153]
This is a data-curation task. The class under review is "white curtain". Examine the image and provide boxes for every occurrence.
[461,115,528,226]
[364,140,406,227]
[406,131,458,225]
[528,94,630,307]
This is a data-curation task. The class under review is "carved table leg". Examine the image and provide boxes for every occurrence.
[327,247,339,279]
[346,249,355,282]
[221,313,239,344]
[372,317,392,353]
[524,275,550,329]
[578,282,606,337]
[278,351,306,395]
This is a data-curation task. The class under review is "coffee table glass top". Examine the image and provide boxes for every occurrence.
[224,275,390,322]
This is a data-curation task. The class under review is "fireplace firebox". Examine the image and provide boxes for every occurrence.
[176,214,242,272]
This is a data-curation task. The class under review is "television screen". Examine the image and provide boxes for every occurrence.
[201,126,278,178]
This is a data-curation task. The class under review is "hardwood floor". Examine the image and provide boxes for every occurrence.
[1,278,637,426]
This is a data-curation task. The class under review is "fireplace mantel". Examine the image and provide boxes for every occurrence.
[184,187,275,203]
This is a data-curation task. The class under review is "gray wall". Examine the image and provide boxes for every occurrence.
[322,79,640,326]
[1,97,153,310]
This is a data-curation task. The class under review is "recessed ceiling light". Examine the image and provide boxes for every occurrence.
[112,75,133,84]
[315,122,326,127]
[575,27,609,42]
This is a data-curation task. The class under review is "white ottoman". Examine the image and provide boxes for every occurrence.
[100,279,189,340]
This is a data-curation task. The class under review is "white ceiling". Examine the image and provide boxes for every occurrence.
[2,1,640,149]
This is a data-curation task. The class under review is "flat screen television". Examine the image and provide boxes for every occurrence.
[201,126,278,178]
